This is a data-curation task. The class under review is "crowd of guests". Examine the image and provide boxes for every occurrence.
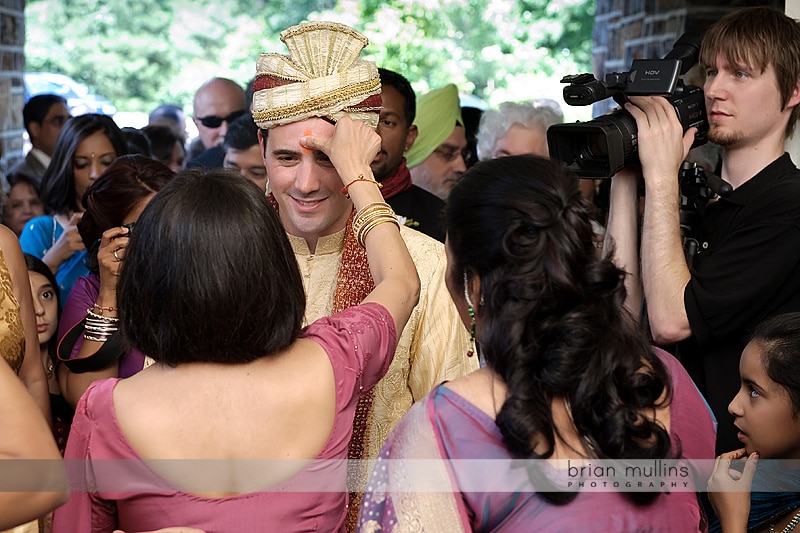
[2,6,800,533]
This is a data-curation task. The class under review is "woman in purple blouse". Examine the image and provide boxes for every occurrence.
[358,155,717,532]
[56,155,174,408]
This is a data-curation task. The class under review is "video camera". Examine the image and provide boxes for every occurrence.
[547,33,709,178]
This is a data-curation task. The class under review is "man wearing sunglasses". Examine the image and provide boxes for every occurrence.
[406,83,468,201]
[186,77,247,165]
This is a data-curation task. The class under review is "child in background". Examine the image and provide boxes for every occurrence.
[25,253,71,454]
[708,312,800,532]
[4,174,44,237]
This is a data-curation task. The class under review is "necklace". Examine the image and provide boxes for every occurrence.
[563,397,598,456]
[44,355,54,379]
[770,509,800,533]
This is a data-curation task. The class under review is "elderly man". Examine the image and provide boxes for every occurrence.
[186,77,247,166]
[252,21,477,530]
[406,83,467,200]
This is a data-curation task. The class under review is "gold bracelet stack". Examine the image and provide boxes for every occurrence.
[352,201,399,248]
[84,307,119,343]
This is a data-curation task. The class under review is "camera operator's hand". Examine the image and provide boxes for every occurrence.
[620,95,695,345]
[624,96,697,190]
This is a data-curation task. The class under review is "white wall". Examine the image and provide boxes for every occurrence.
[787,0,800,18]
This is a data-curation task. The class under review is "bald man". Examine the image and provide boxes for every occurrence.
[188,77,247,162]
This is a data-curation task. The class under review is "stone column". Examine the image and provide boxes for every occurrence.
[0,0,26,190]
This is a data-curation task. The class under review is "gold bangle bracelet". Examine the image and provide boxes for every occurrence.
[354,201,392,219]
[353,202,394,234]
[354,209,395,238]
[357,215,400,248]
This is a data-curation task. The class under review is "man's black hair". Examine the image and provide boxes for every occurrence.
[22,94,68,137]
[378,68,416,126]
[224,112,259,151]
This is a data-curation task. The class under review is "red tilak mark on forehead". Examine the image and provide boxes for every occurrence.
[302,129,312,153]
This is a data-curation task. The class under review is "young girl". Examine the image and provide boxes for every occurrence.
[4,174,44,237]
[708,311,800,532]
[24,253,71,454]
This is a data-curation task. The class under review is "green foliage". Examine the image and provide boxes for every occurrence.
[260,0,337,33]
[24,0,595,118]
[518,0,595,68]
[26,0,180,111]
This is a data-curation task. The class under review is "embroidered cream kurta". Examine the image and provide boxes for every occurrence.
[288,225,478,460]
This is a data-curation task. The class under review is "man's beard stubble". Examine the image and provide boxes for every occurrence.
[708,125,743,148]
[370,159,391,182]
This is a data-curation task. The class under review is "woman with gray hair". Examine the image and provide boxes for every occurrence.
[476,99,600,234]
[475,99,564,161]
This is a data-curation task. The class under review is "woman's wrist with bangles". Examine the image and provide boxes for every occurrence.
[84,306,119,343]
[352,201,400,248]
[93,288,118,311]
[92,302,116,312]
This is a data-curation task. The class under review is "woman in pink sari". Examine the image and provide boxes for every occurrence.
[358,155,717,532]
[53,117,420,532]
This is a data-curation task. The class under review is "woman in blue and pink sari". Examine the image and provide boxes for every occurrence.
[358,155,717,532]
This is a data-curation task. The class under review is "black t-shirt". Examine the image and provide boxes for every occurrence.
[679,153,800,452]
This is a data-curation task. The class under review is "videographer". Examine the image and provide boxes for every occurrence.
[607,6,800,454]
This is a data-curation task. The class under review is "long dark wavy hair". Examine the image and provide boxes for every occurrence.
[445,155,672,503]
[39,114,128,216]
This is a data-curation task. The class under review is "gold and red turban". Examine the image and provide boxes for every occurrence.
[251,21,382,129]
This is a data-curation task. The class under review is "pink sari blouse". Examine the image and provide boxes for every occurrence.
[53,302,396,533]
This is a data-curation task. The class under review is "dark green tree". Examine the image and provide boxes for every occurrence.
[26,0,179,110]
[25,0,595,115]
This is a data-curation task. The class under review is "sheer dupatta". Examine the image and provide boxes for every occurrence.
[357,393,468,532]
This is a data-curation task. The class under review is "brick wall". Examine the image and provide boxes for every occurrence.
[591,0,783,116]
[0,0,25,180]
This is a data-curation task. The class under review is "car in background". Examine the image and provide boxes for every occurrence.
[25,72,117,116]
